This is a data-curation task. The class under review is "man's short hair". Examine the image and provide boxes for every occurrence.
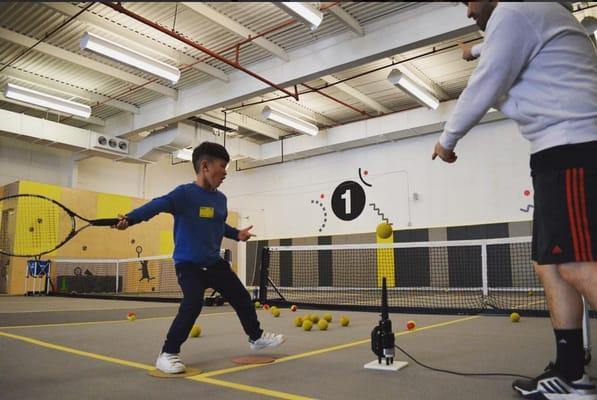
[192,142,230,173]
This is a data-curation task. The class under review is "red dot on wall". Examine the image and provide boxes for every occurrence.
[363,170,368,176]
[523,190,531,197]
[320,194,325,199]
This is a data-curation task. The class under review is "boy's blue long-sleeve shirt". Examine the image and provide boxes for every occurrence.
[126,183,239,266]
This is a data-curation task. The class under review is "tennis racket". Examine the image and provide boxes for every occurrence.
[0,194,119,257]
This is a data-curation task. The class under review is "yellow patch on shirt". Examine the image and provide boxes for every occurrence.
[199,207,215,218]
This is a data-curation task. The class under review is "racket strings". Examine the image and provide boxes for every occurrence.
[0,196,69,256]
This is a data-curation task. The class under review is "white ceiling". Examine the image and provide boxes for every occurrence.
[0,2,594,162]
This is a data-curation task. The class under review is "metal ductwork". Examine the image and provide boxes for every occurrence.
[132,121,195,162]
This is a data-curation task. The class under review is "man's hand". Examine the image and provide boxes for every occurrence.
[432,142,458,163]
[458,42,478,62]
[112,214,129,230]
[238,225,256,241]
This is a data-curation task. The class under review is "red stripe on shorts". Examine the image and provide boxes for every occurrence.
[578,168,594,261]
[566,169,581,261]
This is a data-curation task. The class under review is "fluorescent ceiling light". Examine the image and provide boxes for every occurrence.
[276,2,323,31]
[262,106,319,136]
[387,69,439,110]
[80,32,181,83]
[174,148,192,161]
[4,83,91,118]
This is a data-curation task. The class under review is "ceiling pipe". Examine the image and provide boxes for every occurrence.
[100,1,299,100]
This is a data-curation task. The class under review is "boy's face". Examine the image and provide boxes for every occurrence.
[199,158,228,190]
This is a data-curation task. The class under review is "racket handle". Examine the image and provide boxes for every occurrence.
[90,218,121,226]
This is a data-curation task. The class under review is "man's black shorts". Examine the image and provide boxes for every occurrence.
[532,167,597,265]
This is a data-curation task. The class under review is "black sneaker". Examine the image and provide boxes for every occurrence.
[512,363,596,399]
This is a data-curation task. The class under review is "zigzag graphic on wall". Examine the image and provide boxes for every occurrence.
[369,203,393,225]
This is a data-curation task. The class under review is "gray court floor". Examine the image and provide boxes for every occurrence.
[0,296,595,400]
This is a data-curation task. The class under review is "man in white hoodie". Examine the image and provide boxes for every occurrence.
[433,2,597,399]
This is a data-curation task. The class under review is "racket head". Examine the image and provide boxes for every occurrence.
[0,194,75,257]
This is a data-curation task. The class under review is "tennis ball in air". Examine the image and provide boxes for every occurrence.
[272,308,280,317]
[290,305,297,312]
[255,301,261,308]
[340,316,350,327]
[293,316,304,327]
[376,223,393,239]
[127,312,136,321]
[406,320,416,330]
[318,319,328,331]
[302,319,313,331]
[310,314,320,323]
[189,324,201,337]
[323,313,332,322]
[263,304,270,310]
[510,312,521,323]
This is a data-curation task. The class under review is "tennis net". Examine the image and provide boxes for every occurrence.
[259,237,554,315]
[51,250,230,300]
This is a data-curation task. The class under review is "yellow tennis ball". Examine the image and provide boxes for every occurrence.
[318,319,328,330]
[254,301,261,308]
[303,314,311,322]
[272,308,280,317]
[310,314,320,323]
[376,223,393,239]
[190,324,201,337]
[271,306,278,312]
[293,316,303,327]
[302,319,313,331]
[340,316,350,327]
[323,313,332,322]
[510,312,521,323]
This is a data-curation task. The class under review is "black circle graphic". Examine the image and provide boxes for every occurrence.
[331,180,366,221]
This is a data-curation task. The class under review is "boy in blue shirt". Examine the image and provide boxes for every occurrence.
[114,142,285,374]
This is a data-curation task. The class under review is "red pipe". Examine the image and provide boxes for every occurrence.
[101,1,299,100]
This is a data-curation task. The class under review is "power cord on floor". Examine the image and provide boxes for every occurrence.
[394,344,534,380]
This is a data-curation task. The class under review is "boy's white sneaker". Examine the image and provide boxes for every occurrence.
[249,332,286,351]
[155,352,186,374]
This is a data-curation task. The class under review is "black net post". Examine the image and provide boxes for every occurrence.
[259,247,270,303]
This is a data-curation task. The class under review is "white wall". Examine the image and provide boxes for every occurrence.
[219,118,533,239]
[0,135,74,187]
[75,156,147,198]
[2,117,534,240]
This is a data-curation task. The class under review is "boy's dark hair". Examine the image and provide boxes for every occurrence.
[192,142,230,173]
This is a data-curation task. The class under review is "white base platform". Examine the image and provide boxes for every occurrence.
[363,360,408,371]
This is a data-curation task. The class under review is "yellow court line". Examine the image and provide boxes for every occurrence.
[0,331,154,370]
[190,377,315,400]
[0,311,236,330]
[200,315,481,378]
[0,330,313,400]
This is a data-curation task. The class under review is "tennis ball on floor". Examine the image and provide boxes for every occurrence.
[340,316,350,327]
[323,313,332,322]
[255,301,261,308]
[303,314,311,322]
[302,319,313,331]
[127,312,136,321]
[510,312,521,323]
[527,291,534,297]
[263,304,270,310]
[376,222,393,239]
[406,320,416,330]
[272,308,280,317]
[190,324,201,337]
[293,316,303,327]
[290,305,297,312]
[318,319,328,331]
[310,314,320,323]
